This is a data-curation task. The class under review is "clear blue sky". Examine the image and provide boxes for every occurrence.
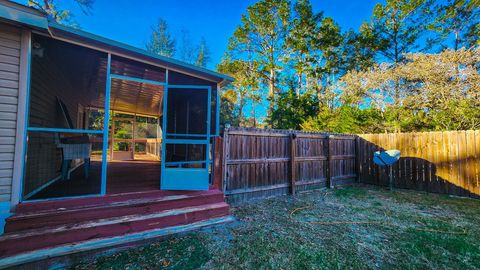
[17,0,381,70]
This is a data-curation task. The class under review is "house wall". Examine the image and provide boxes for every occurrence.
[0,22,24,232]
[0,24,21,203]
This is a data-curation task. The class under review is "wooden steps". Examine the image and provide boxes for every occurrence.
[0,189,230,260]
[6,190,225,232]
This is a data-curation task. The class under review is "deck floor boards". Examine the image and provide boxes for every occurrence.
[29,160,160,200]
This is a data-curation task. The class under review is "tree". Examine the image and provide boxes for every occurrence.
[217,57,261,126]
[310,17,344,110]
[195,37,211,68]
[340,27,377,73]
[286,0,322,94]
[351,0,430,131]
[268,78,319,129]
[227,0,291,116]
[178,29,196,64]
[398,48,480,130]
[341,47,480,131]
[301,106,387,134]
[367,0,429,64]
[428,0,480,50]
[145,19,176,57]
[220,88,241,128]
[27,0,94,26]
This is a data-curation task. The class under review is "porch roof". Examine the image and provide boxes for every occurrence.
[0,1,234,85]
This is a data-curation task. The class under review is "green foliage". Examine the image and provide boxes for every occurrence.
[341,47,480,131]
[369,0,430,63]
[217,57,262,126]
[195,37,211,68]
[145,19,176,57]
[227,0,291,114]
[219,89,241,128]
[27,0,94,27]
[301,106,386,134]
[427,0,480,50]
[268,86,319,130]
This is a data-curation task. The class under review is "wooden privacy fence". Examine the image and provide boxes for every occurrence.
[220,127,357,203]
[358,130,480,198]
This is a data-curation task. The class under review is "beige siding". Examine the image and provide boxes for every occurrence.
[0,24,21,202]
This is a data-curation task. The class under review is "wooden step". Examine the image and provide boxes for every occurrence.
[5,191,225,233]
[14,189,221,214]
[0,216,235,269]
[0,202,229,258]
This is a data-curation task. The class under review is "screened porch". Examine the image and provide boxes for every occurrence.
[22,33,218,201]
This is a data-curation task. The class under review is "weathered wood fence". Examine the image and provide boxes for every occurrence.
[358,131,480,199]
[213,129,480,202]
[219,128,357,203]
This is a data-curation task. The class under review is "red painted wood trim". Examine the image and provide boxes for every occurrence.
[0,203,229,257]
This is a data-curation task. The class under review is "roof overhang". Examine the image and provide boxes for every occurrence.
[0,0,48,29]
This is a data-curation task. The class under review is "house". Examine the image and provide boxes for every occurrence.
[0,1,233,267]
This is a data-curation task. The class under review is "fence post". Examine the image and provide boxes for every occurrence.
[289,133,296,195]
[355,136,361,183]
[325,135,332,188]
[213,136,224,190]
[222,129,229,193]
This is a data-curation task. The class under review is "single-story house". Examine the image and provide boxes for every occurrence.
[0,1,233,267]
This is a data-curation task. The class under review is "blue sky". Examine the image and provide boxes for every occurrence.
[17,0,381,70]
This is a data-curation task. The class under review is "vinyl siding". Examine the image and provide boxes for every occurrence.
[0,23,21,202]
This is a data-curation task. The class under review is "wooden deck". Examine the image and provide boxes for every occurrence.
[1,187,230,266]
[30,160,160,200]
[107,160,160,194]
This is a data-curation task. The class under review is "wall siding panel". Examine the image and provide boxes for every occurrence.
[0,24,21,203]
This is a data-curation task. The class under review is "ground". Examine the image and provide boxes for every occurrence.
[71,185,480,270]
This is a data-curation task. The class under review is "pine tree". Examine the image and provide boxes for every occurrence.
[428,0,480,50]
[195,37,211,68]
[145,19,176,58]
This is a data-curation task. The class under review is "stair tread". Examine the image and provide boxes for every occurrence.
[0,216,235,269]
[9,190,224,220]
[0,202,229,241]
[14,189,222,214]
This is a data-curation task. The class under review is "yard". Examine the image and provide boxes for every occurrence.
[72,185,480,270]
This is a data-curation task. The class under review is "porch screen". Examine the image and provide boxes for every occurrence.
[23,34,108,200]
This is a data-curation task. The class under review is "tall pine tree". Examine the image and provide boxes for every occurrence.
[146,19,176,58]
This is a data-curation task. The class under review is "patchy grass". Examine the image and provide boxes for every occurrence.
[71,185,480,270]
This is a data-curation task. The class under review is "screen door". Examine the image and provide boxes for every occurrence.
[161,85,211,190]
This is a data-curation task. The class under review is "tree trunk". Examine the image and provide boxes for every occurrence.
[267,68,275,123]
[297,73,302,96]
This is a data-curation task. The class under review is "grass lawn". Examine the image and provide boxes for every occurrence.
[71,185,480,270]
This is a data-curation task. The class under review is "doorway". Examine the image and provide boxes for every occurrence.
[106,74,164,194]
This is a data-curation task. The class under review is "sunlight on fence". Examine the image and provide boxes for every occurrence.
[358,131,480,198]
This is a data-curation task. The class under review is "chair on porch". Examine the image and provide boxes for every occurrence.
[55,134,92,180]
